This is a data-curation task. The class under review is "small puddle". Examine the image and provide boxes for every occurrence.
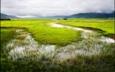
[51,23,93,33]
[5,24,115,62]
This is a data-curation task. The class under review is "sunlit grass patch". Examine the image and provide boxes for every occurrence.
[28,26,81,45]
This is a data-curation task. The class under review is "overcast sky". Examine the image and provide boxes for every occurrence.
[1,0,115,17]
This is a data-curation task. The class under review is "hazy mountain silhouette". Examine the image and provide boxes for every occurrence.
[1,11,114,19]
[68,11,115,18]
[0,13,17,19]
[39,11,115,18]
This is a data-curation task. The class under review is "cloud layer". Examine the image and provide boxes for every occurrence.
[1,0,114,17]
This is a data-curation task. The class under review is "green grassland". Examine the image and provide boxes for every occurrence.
[1,19,80,46]
[1,18,114,45]
[58,18,115,35]
[0,18,115,72]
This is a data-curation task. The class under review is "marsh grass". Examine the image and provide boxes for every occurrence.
[1,20,81,46]
[0,28,16,49]
[0,19,115,72]
[29,27,81,45]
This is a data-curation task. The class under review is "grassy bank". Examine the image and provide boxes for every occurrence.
[58,18,115,34]
[0,28,16,48]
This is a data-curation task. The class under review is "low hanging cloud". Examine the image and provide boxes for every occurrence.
[1,0,115,17]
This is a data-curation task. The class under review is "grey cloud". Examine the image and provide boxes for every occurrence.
[1,0,114,17]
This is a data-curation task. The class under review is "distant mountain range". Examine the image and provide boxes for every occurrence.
[68,11,115,18]
[0,11,115,19]
[0,13,17,19]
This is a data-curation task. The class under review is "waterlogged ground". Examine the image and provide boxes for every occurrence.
[1,19,115,72]
[4,23,115,63]
[1,23,115,72]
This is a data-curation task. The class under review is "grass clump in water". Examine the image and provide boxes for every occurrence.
[29,26,81,46]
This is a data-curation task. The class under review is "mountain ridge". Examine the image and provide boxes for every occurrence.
[67,11,115,18]
[0,13,17,19]
[1,11,115,19]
